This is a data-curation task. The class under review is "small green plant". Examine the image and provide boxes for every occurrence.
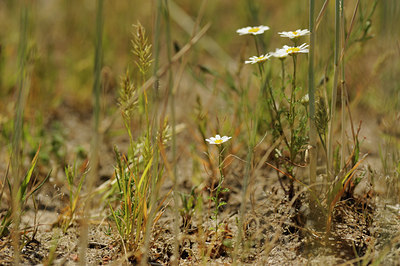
[59,159,88,232]
[109,146,153,249]
[108,21,169,254]
[109,136,169,251]
[0,148,50,237]
[179,187,198,232]
[209,182,229,236]
[205,135,231,235]
[239,28,311,200]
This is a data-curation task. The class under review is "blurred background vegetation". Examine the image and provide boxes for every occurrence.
[0,0,398,170]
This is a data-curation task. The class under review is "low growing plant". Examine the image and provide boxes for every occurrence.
[1,148,50,237]
[59,159,88,232]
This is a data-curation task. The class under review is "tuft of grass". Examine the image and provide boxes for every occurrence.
[2,148,50,238]
[60,160,88,232]
[107,21,171,263]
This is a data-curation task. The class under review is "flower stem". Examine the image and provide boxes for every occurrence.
[253,36,264,76]
[281,58,285,91]
[289,54,297,162]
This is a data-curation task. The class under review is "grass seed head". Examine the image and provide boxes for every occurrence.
[132,22,153,76]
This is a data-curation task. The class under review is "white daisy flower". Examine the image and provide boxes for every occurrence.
[205,135,232,145]
[270,48,289,59]
[278,29,310,39]
[245,54,272,64]
[283,43,309,55]
[236,25,270,35]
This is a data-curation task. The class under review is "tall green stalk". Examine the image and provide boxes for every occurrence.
[141,2,163,264]
[340,0,346,170]
[327,0,341,179]
[233,76,261,264]
[163,1,179,265]
[233,119,256,265]
[79,0,103,264]
[152,0,162,99]
[11,2,30,264]
[308,0,317,204]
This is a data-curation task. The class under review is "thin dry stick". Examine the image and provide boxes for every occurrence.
[168,0,234,66]
[315,0,330,31]
[326,154,367,233]
[253,137,282,176]
[339,0,360,64]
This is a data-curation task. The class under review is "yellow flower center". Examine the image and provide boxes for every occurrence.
[287,47,300,54]
[214,139,223,144]
[291,31,298,35]
[249,27,260,33]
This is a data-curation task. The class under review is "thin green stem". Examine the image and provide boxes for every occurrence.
[163,1,179,265]
[281,58,285,91]
[289,54,297,162]
[233,80,260,264]
[215,145,226,235]
[233,133,255,265]
[268,83,290,149]
[152,0,162,99]
[308,0,317,204]
[327,0,341,179]
[253,35,261,55]
[253,36,264,76]
[12,3,29,264]
[340,0,346,170]
[79,1,103,265]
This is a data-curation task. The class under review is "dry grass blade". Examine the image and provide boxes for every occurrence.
[168,0,233,66]
[326,154,367,233]
[339,0,360,63]
[315,0,330,31]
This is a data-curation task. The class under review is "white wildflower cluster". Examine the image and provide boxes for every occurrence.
[203,27,311,145]
[237,25,310,62]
